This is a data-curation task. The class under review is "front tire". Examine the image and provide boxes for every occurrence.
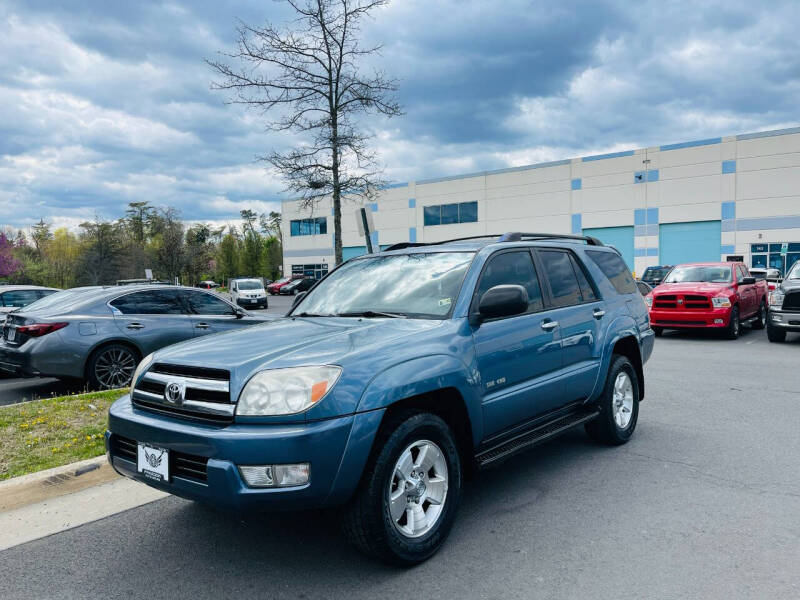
[724,306,740,340]
[585,355,640,446]
[767,322,786,343]
[340,411,462,566]
[652,326,663,337]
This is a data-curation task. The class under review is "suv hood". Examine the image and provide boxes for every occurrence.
[150,316,442,376]
[653,282,732,295]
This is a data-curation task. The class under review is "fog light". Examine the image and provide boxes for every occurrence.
[772,314,782,321]
[714,319,724,324]
[239,463,310,488]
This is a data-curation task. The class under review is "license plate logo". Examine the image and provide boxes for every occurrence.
[137,443,169,482]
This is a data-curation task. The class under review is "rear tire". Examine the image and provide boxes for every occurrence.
[86,343,140,390]
[652,326,663,337]
[585,355,640,446]
[340,411,462,566]
[724,307,740,340]
[752,300,766,330]
[767,322,786,343]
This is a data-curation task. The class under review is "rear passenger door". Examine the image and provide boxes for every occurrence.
[534,249,603,404]
[110,289,194,355]
[471,250,563,437]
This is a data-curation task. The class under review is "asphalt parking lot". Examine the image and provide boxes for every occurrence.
[0,293,294,405]
[1,325,798,599]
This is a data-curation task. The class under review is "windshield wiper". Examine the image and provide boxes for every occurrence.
[294,312,337,318]
[337,310,407,319]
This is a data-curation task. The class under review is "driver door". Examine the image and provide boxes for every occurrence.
[181,290,257,336]
[472,250,564,437]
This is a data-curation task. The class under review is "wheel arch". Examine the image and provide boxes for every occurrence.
[610,335,645,401]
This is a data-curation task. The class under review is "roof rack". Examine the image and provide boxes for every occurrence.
[381,232,603,253]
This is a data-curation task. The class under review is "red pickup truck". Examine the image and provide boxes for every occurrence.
[645,262,768,339]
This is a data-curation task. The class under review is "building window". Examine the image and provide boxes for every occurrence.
[290,217,327,236]
[423,202,478,226]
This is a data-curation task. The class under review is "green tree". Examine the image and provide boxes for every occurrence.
[45,228,81,288]
[30,218,53,259]
[78,219,122,285]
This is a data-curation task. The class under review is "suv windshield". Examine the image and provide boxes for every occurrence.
[643,267,670,280]
[293,252,474,318]
[664,266,732,283]
[236,280,263,291]
[786,262,800,280]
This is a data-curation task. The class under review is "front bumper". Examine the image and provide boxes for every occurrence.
[106,395,357,511]
[649,307,732,329]
[768,308,800,331]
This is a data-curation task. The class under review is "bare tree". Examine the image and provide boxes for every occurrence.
[208,0,401,264]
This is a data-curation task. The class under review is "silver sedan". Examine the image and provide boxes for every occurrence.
[0,285,273,389]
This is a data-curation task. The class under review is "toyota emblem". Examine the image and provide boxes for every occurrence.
[164,382,184,404]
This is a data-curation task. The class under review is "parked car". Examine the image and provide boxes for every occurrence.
[267,275,302,295]
[229,278,268,309]
[278,277,315,296]
[766,259,800,342]
[0,285,272,389]
[639,265,673,287]
[0,285,60,315]
[645,262,768,338]
[196,281,219,290]
[636,280,653,297]
[748,267,782,291]
[106,232,653,565]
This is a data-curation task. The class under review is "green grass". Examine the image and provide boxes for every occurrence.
[0,389,129,481]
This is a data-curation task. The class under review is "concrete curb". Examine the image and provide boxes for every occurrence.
[0,455,118,512]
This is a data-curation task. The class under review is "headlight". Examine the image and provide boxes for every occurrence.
[644,296,653,308]
[711,296,731,308]
[237,366,342,416]
[131,353,155,387]
[769,289,784,307]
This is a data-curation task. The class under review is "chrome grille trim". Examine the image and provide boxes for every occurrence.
[142,371,229,392]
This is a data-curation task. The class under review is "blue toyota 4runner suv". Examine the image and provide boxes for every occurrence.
[107,233,654,565]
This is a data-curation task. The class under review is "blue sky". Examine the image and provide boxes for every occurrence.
[1,0,799,233]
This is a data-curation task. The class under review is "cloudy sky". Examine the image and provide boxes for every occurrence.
[1,0,799,233]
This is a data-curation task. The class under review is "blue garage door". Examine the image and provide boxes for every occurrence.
[583,226,634,271]
[659,221,721,265]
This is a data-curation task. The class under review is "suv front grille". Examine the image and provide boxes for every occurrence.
[653,294,711,310]
[132,363,234,424]
[109,434,208,483]
[783,290,800,310]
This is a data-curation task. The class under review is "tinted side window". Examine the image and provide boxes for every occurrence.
[476,251,544,313]
[586,250,638,295]
[538,250,583,308]
[1,290,41,307]
[110,290,185,315]
[570,255,598,301]
[185,291,235,315]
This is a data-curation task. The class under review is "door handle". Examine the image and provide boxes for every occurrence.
[126,323,144,330]
[593,309,606,319]
[195,322,210,329]
[541,320,558,331]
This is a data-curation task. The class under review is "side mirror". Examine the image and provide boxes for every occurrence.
[476,285,528,321]
[234,307,246,319]
[292,291,307,307]
[741,277,756,285]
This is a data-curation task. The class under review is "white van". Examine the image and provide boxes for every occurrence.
[229,278,268,309]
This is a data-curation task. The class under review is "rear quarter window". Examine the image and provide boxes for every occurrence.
[586,250,638,295]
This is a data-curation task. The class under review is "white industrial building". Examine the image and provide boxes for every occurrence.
[282,126,800,279]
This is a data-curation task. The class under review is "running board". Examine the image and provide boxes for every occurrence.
[475,409,600,469]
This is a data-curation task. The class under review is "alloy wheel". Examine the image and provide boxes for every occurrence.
[388,440,449,538]
[94,348,137,389]
[612,372,634,429]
